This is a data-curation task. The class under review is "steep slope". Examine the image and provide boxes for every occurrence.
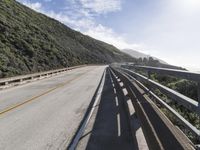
[122,49,167,64]
[0,0,135,77]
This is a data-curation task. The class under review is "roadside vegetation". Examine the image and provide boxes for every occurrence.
[142,71,200,143]
[0,0,135,78]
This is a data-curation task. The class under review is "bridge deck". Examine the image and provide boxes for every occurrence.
[0,66,106,150]
[0,65,197,150]
[77,69,135,150]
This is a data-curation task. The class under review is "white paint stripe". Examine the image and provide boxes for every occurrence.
[122,88,128,95]
[114,88,116,94]
[117,113,121,137]
[115,97,119,106]
[69,69,106,150]
[108,69,115,87]
[110,76,113,82]
[112,83,115,87]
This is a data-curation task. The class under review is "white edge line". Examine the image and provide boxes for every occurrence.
[115,97,119,106]
[117,113,121,137]
[69,68,106,150]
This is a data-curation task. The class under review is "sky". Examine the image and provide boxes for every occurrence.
[17,0,200,70]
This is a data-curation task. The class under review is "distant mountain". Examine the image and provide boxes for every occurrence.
[121,49,167,64]
[121,49,186,70]
[0,0,135,78]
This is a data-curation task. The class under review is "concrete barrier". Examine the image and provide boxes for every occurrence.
[0,65,85,90]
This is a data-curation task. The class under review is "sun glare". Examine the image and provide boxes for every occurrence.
[178,0,200,13]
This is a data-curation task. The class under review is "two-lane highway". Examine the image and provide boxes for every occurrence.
[0,66,106,150]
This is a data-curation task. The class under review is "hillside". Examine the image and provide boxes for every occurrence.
[0,0,135,77]
[122,49,167,64]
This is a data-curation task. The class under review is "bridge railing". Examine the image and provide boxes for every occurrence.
[0,65,85,89]
[134,65,200,102]
[116,65,200,145]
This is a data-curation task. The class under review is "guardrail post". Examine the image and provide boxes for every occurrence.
[198,82,200,146]
[148,71,151,79]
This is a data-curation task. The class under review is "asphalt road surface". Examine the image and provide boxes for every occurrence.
[77,69,135,150]
[0,66,106,150]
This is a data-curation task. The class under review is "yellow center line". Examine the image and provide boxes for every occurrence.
[0,71,88,116]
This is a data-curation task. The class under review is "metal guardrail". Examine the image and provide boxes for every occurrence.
[110,67,196,150]
[134,65,200,82]
[114,65,200,148]
[134,65,200,102]
[0,65,85,88]
[121,68,200,115]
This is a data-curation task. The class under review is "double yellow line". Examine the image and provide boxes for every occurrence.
[0,72,87,116]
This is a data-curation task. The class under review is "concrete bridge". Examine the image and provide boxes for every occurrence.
[0,65,199,150]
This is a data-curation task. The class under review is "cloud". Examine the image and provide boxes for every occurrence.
[79,0,121,14]
[19,1,42,11]
[83,24,143,50]
[44,10,95,31]
[171,0,200,14]
[17,0,142,51]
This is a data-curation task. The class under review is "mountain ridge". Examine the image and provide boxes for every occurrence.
[121,49,167,64]
[0,0,135,77]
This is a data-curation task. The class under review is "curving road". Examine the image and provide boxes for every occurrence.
[0,66,106,150]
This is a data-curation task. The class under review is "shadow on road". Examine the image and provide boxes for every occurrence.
[84,70,135,150]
